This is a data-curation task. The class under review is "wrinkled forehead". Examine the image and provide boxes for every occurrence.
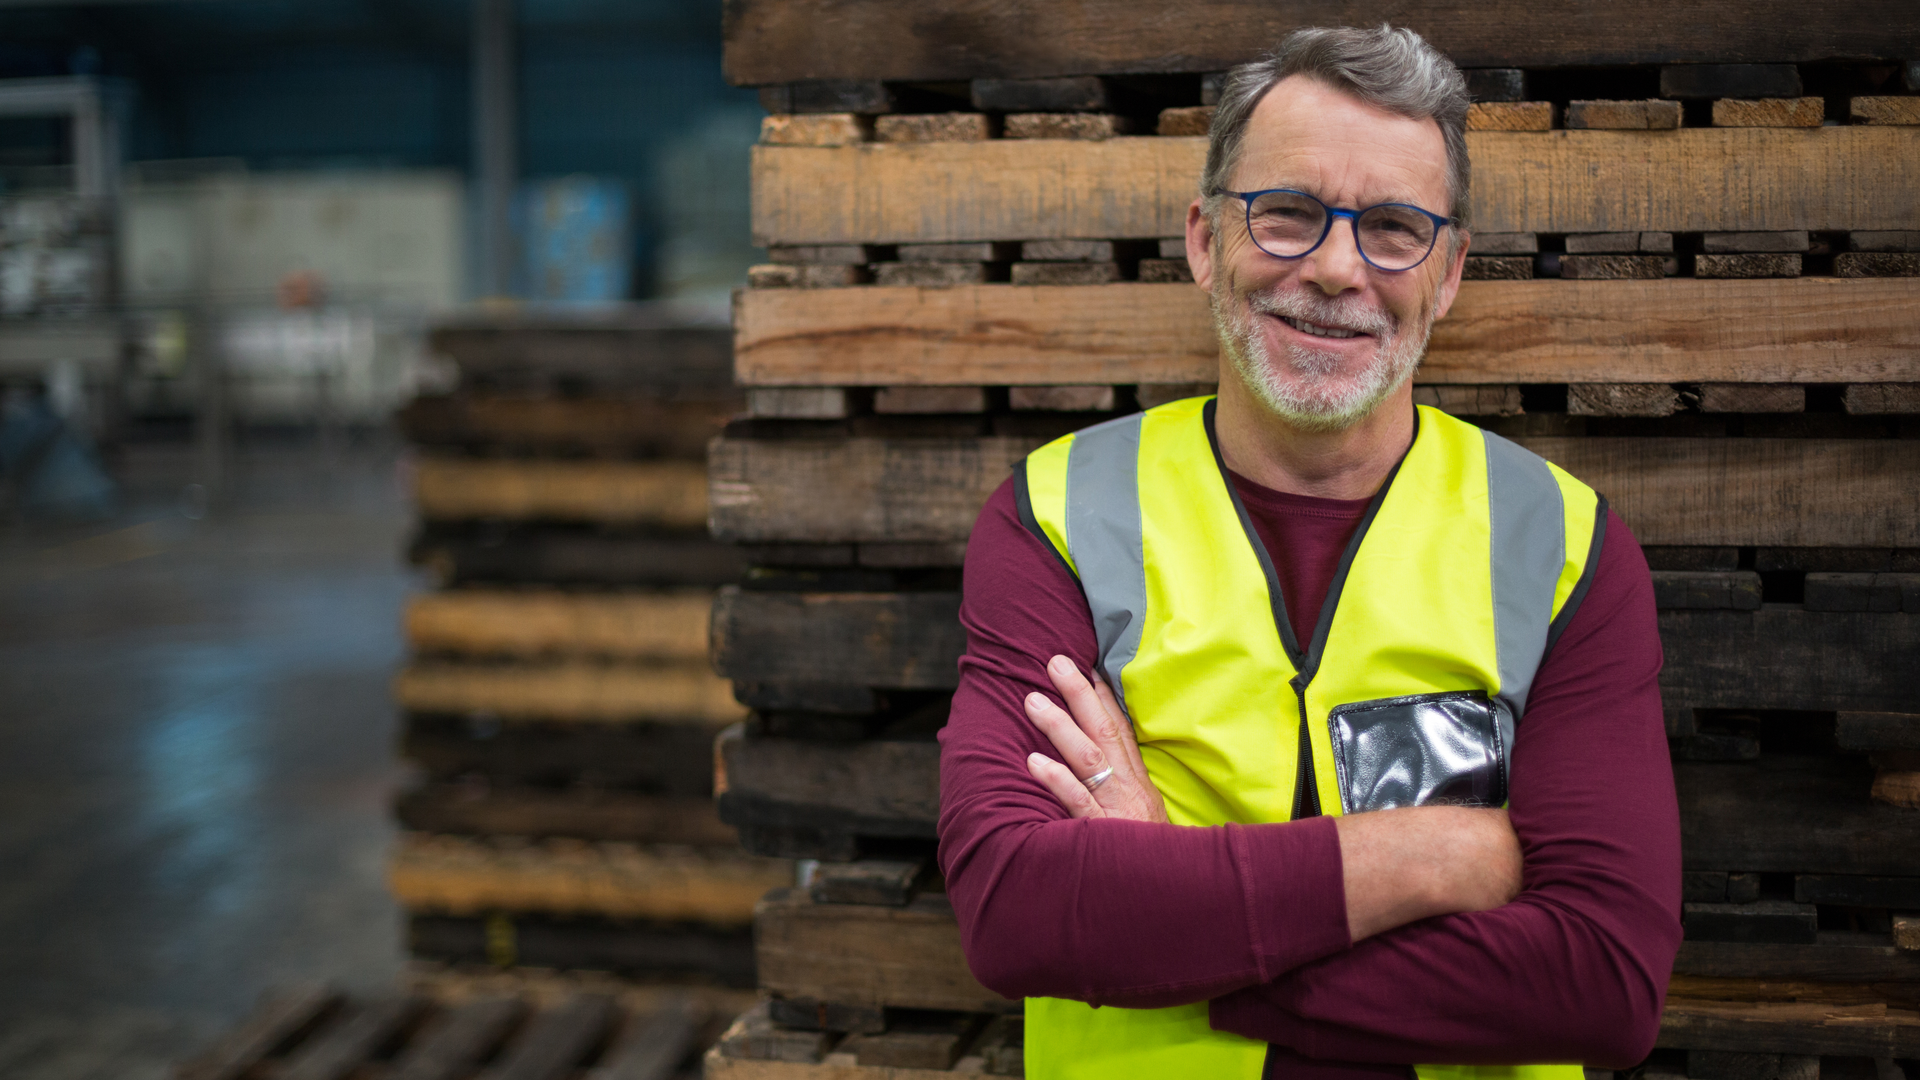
[1232,75,1450,210]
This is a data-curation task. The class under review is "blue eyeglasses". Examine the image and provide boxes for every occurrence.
[1212,187,1455,272]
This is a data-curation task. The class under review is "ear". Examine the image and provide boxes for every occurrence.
[1430,229,1470,321]
[1185,199,1215,291]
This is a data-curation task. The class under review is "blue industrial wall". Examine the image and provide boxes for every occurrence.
[0,0,760,298]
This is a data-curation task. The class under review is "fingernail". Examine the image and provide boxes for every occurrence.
[1049,655,1071,675]
[1025,692,1047,711]
[1027,752,1046,767]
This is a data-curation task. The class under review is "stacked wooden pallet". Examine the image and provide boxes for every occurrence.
[705,3,1920,1075]
[392,309,788,986]
[173,980,751,1080]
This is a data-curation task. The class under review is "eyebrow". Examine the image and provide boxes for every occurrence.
[1242,182,1436,209]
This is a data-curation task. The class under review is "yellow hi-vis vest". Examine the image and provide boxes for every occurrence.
[1012,397,1607,1080]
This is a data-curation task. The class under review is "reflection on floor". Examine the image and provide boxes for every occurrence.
[0,433,417,1080]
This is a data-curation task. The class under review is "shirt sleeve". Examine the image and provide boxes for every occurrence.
[938,478,1353,1008]
[1207,510,1683,1069]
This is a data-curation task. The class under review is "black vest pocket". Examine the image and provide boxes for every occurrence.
[1327,690,1509,813]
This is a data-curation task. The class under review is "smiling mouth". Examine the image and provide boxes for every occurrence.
[1278,315,1366,340]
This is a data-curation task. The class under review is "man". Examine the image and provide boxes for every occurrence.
[937,25,1681,1080]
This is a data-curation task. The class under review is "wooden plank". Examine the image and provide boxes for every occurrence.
[479,994,618,1080]
[1684,902,1819,944]
[733,279,1920,387]
[394,786,738,846]
[1658,995,1920,1056]
[388,834,790,925]
[755,889,1014,1014]
[410,528,746,588]
[723,1,1920,84]
[398,394,733,458]
[715,726,943,849]
[427,321,731,389]
[750,128,1920,246]
[1795,875,1920,907]
[711,435,1920,548]
[1525,440,1920,548]
[587,995,708,1080]
[810,860,929,906]
[280,997,428,1080]
[1676,934,1920,982]
[408,915,755,984]
[712,588,963,689]
[175,984,341,1080]
[405,589,712,661]
[401,716,717,794]
[414,459,708,527]
[395,660,746,725]
[1659,610,1920,714]
[708,436,1040,544]
[1837,712,1920,752]
[1679,757,1920,877]
[390,997,526,1080]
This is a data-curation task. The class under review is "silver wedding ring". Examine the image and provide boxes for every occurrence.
[1083,766,1115,791]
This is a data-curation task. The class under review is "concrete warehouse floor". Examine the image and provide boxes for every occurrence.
[0,433,415,1079]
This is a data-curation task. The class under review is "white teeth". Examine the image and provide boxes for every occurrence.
[1282,316,1359,339]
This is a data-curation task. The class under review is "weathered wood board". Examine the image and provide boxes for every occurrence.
[754,889,1013,1015]
[733,279,1920,387]
[399,394,736,458]
[414,459,710,527]
[709,436,1042,544]
[406,589,713,661]
[394,786,739,846]
[724,1,1920,84]
[388,833,790,924]
[712,588,963,689]
[401,716,717,794]
[395,660,745,725]
[710,436,1920,549]
[408,915,756,986]
[752,129,1920,246]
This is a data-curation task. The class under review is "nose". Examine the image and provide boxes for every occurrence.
[1297,212,1369,297]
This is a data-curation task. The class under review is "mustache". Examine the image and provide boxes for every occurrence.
[1244,286,1395,338]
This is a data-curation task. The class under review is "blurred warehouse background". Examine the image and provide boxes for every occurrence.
[0,2,755,1076]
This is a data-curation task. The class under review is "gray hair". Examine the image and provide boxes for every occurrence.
[1201,25,1471,232]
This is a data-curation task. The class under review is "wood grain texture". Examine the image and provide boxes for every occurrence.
[1675,935,1920,982]
[715,726,943,832]
[398,395,734,459]
[753,889,1013,1013]
[710,435,1920,548]
[733,279,1920,386]
[394,786,738,846]
[722,1,1920,84]
[1524,439,1920,547]
[750,128,1920,245]
[405,589,712,660]
[712,588,963,689]
[395,660,746,724]
[1679,757,1920,876]
[427,321,732,389]
[708,435,1041,543]
[1658,994,1920,1056]
[388,834,790,924]
[414,459,709,527]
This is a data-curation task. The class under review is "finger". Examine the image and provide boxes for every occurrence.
[1088,675,1149,776]
[1027,752,1104,819]
[1046,655,1127,750]
[1023,691,1109,779]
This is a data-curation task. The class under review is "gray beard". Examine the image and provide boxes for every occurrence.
[1212,281,1433,433]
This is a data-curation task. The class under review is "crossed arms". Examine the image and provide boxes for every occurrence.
[934,481,1683,1068]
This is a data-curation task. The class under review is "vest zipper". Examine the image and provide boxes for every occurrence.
[1289,676,1320,819]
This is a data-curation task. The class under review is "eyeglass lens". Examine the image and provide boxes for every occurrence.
[1246,191,1436,270]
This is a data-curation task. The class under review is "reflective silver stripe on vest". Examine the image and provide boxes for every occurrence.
[1483,429,1567,736]
[1065,412,1147,713]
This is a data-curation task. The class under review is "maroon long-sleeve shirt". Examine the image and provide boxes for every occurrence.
[936,464,1682,1076]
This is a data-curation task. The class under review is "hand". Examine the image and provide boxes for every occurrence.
[1022,655,1170,824]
